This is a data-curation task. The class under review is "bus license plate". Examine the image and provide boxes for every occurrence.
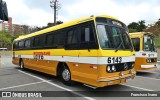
[126,77,132,82]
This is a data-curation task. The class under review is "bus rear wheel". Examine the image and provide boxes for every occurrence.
[61,64,75,86]
[19,59,24,70]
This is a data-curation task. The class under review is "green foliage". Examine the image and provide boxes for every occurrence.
[154,36,160,49]
[0,31,18,49]
[128,22,139,30]
[128,28,138,33]
[29,20,64,33]
[128,20,146,32]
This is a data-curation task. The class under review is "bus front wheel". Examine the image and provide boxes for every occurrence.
[19,59,24,70]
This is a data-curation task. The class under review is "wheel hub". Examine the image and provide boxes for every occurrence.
[62,69,70,81]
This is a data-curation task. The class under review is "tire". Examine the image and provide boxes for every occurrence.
[19,59,25,70]
[61,64,75,86]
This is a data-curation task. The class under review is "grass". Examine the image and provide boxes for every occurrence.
[154,36,160,48]
[154,36,160,60]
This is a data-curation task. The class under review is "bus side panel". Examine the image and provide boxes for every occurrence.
[67,62,99,86]
[23,58,58,76]
[12,57,19,65]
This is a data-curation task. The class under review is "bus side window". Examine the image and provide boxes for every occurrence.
[24,39,31,49]
[65,27,79,50]
[80,23,98,49]
[33,35,45,49]
[46,34,54,47]
[85,27,90,42]
[131,38,140,51]
[13,41,19,50]
[19,40,24,49]
[53,32,65,48]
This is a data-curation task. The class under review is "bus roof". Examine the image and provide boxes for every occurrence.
[14,15,121,41]
[129,32,153,36]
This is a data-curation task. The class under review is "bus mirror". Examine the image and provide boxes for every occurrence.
[0,0,8,21]
[85,28,90,42]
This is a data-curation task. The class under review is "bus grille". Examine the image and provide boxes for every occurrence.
[106,62,134,73]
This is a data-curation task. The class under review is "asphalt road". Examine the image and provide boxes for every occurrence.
[0,56,160,100]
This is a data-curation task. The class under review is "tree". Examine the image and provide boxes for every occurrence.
[47,20,63,27]
[28,20,64,33]
[137,20,146,31]
[0,31,13,49]
[128,20,146,32]
[144,19,160,48]
[144,19,160,36]
[128,22,139,30]
[155,18,160,26]
[56,20,63,25]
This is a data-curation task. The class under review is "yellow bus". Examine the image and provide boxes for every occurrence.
[12,15,136,87]
[129,32,157,71]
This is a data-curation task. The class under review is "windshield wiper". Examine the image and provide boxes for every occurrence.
[115,41,123,52]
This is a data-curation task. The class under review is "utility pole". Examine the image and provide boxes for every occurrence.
[50,0,61,25]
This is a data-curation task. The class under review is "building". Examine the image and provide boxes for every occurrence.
[0,17,29,35]
[0,17,12,32]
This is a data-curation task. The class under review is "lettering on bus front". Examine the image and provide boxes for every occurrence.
[107,57,122,64]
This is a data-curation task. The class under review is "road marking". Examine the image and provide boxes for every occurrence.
[18,70,95,100]
[122,84,154,91]
[0,81,46,91]
[136,76,160,81]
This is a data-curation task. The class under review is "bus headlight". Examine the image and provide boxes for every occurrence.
[112,65,116,72]
[147,59,151,63]
[107,66,111,72]
[147,59,149,63]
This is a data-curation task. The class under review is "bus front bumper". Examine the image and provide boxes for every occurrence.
[141,64,157,68]
[97,71,136,86]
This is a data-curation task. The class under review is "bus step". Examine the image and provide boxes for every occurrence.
[83,84,97,89]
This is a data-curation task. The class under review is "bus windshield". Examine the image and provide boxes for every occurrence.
[97,24,132,51]
[143,35,155,51]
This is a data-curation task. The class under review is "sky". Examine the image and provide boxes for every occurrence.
[4,0,160,26]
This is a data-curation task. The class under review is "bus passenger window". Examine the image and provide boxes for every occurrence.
[24,39,31,49]
[19,41,24,49]
[85,28,90,42]
[46,34,54,46]
[80,23,97,49]
[13,42,19,50]
[67,30,74,44]
[65,28,79,50]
